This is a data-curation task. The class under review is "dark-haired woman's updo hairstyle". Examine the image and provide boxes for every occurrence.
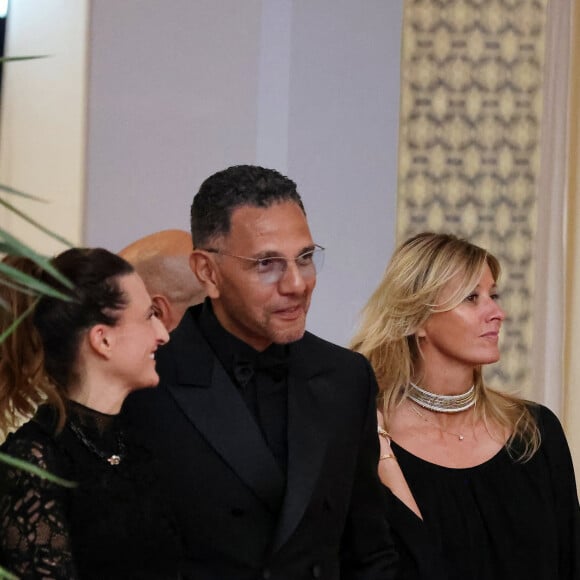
[0,248,134,435]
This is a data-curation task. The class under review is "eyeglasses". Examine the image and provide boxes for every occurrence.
[203,244,325,285]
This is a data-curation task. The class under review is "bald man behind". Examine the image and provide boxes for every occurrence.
[119,229,206,331]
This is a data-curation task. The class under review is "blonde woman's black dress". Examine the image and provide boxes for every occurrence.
[383,405,580,580]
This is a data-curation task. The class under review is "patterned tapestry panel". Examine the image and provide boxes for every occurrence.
[397,0,547,393]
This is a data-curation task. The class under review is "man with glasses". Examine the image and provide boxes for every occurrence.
[124,165,397,579]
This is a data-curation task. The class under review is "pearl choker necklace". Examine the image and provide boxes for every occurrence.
[408,382,476,413]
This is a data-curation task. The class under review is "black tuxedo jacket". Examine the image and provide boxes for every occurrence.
[124,305,396,580]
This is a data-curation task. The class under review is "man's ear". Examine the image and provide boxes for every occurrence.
[87,325,114,359]
[190,251,220,299]
[151,295,172,331]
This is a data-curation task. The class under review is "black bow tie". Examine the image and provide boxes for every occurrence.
[233,353,288,387]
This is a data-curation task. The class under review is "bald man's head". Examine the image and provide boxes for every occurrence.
[119,229,205,331]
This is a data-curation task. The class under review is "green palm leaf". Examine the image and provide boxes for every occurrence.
[0,197,72,247]
[0,54,77,578]
[0,262,71,301]
[0,299,37,343]
[0,55,48,63]
[0,566,18,579]
[0,228,73,290]
[0,451,76,488]
[0,183,44,201]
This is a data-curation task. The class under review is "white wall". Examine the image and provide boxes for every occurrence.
[84,0,403,346]
[287,0,402,343]
[85,0,263,246]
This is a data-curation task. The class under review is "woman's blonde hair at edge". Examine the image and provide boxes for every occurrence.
[350,232,540,462]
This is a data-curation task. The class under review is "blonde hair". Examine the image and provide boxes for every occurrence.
[351,232,540,462]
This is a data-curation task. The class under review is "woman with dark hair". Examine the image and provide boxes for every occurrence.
[351,232,580,580]
[0,248,181,579]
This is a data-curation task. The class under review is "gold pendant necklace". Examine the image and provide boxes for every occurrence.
[410,404,467,441]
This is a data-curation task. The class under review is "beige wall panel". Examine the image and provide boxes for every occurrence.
[0,0,88,254]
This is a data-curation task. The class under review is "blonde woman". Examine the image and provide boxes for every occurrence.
[351,232,580,580]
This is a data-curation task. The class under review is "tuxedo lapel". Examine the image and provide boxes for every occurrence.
[166,313,285,513]
[271,345,331,552]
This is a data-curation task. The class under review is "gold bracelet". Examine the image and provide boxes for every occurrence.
[378,426,396,461]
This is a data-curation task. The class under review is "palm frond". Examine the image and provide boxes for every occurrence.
[0,262,72,301]
[0,182,45,201]
[0,451,76,488]
[0,566,18,579]
[0,298,38,342]
[0,55,48,63]
[0,197,72,247]
[0,229,73,290]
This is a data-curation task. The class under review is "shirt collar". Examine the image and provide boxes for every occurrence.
[198,299,287,378]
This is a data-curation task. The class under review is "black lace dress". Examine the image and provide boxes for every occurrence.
[0,402,182,579]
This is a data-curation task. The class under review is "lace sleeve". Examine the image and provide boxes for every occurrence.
[0,436,79,579]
